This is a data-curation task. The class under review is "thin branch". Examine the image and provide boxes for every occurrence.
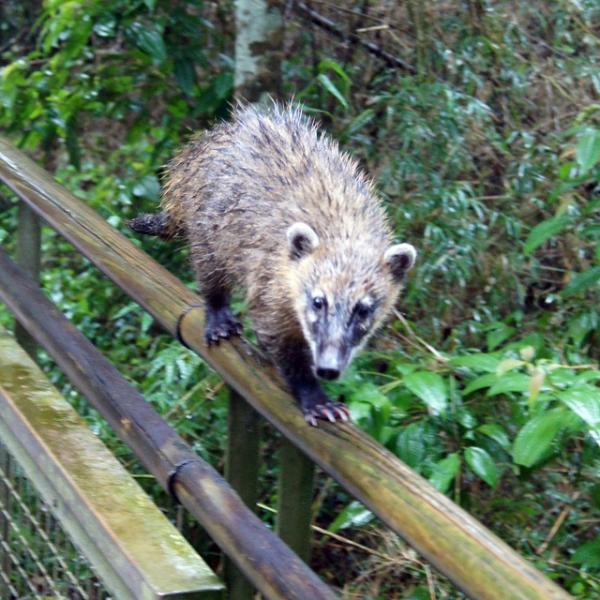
[536,491,581,555]
[295,1,417,74]
[393,309,446,362]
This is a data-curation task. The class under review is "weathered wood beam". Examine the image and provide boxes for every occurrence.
[0,326,224,600]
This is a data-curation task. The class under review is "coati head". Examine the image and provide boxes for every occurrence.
[286,222,417,381]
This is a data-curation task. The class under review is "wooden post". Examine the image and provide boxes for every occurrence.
[276,440,315,564]
[15,202,40,359]
[225,388,261,599]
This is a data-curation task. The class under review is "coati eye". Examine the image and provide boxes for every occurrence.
[312,296,325,311]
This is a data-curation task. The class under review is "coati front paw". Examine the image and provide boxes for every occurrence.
[204,305,243,346]
[298,388,350,427]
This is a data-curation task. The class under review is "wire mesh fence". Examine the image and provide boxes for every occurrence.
[0,442,111,600]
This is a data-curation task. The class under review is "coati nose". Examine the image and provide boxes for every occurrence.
[316,367,340,381]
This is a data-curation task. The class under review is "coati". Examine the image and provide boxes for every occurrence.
[129,104,417,426]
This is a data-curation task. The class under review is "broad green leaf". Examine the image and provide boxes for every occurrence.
[567,311,598,347]
[429,453,460,493]
[349,383,391,423]
[523,216,570,256]
[449,353,501,373]
[463,373,497,395]
[174,59,196,96]
[486,324,515,351]
[561,266,600,297]
[127,22,167,63]
[328,501,374,533]
[578,370,600,384]
[395,422,430,468]
[512,408,566,467]
[404,371,448,414]
[477,423,511,450]
[558,385,600,446]
[487,372,531,396]
[464,447,498,487]
[456,407,477,429]
[576,128,600,174]
[572,537,600,568]
[348,401,372,424]
[317,74,348,109]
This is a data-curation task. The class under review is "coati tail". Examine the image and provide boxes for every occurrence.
[127,212,180,240]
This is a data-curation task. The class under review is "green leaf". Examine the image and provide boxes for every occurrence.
[328,500,373,533]
[561,266,600,297]
[558,385,600,446]
[523,216,570,256]
[345,109,375,136]
[403,371,448,414]
[395,422,429,468]
[576,128,600,174]
[449,353,501,373]
[349,383,391,424]
[463,373,497,395]
[572,537,600,568]
[174,59,196,96]
[477,423,511,450]
[317,74,348,109]
[512,408,566,467]
[127,22,167,63]
[318,59,351,87]
[429,453,460,493]
[487,372,531,396]
[486,324,515,351]
[464,447,498,487]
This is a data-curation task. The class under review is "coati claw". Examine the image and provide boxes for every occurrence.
[304,413,318,427]
[204,306,243,346]
[303,402,351,427]
[332,404,350,421]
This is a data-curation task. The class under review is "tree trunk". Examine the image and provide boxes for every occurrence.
[234,0,284,103]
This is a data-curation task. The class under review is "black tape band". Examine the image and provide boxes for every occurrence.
[167,458,202,502]
[176,303,203,348]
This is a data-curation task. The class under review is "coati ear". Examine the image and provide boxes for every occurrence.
[287,222,320,260]
[384,243,417,281]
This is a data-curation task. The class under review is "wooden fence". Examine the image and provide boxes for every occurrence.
[0,137,572,599]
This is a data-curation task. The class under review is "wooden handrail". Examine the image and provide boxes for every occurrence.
[0,137,571,600]
[0,247,335,600]
[0,326,224,600]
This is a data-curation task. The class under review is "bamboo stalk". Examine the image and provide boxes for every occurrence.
[0,138,572,600]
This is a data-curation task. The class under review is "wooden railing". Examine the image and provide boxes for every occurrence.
[0,324,224,599]
[0,137,572,600]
